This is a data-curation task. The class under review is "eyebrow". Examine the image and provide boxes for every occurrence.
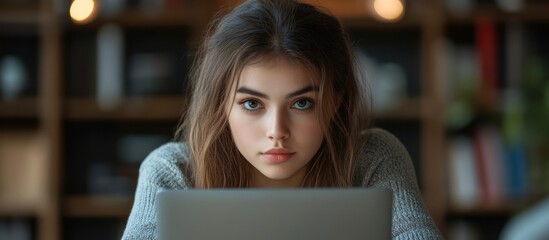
[236,85,318,99]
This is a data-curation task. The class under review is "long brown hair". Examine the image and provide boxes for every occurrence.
[176,0,372,188]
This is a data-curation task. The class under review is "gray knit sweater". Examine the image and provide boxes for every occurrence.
[121,128,443,239]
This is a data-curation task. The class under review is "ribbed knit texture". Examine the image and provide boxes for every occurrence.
[121,128,443,239]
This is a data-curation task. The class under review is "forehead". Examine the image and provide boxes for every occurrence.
[237,56,317,88]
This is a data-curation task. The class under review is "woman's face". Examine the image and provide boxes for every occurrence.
[227,57,324,187]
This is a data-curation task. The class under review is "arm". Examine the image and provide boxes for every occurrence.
[361,129,443,239]
[122,144,188,240]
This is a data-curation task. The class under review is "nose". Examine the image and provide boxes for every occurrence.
[266,109,290,141]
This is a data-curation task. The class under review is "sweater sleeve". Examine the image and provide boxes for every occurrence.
[360,129,443,240]
[121,143,189,240]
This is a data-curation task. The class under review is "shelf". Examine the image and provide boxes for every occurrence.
[0,97,39,119]
[446,4,549,23]
[0,202,39,218]
[0,5,40,25]
[65,96,186,121]
[447,203,528,217]
[374,98,422,120]
[340,8,423,29]
[67,9,199,29]
[63,196,133,217]
[341,17,421,29]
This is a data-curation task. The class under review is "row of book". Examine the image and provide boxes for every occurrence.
[448,124,530,208]
[63,122,172,195]
[442,17,547,111]
[65,24,189,109]
[442,12,549,208]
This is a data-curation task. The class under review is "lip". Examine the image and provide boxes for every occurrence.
[261,148,295,164]
[263,148,295,154]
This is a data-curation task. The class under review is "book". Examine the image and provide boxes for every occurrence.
[472,125,506,206]
[475,17,498,110]
[0,130,46,210]
[448,136,480,208]
[501,89,529,200]
[504,22,525,89]
[97,24,124,111]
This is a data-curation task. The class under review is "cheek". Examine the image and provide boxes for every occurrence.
[294,116,324,145]
[228,111,261,147]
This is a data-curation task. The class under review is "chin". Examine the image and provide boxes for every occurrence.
[259,169,296,181]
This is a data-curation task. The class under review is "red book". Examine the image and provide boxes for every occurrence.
[472,126,504,206]
[475,17,498,109]
[472,127,490,205]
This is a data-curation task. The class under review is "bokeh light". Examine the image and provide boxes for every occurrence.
[70,0,96,23]
[372,0,405,22]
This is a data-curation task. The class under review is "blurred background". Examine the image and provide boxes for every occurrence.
[0,0,548,239]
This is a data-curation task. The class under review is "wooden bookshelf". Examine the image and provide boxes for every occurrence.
[2,0,547,239]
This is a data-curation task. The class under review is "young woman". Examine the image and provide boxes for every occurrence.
[122,0,442,239]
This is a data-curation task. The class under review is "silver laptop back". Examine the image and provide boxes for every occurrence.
[157,188,392,240]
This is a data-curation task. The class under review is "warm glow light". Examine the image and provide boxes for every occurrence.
[70,0,96,23]
[373,0,405,22]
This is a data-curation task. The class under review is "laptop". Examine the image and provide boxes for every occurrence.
[157,188,392,240]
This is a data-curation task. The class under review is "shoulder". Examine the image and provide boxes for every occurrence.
[363,128,407,156]
[138,142,191,189]
[145,142,189,164]
[353,128,414,186]
[141,142,189,168]
[360,127,410,167]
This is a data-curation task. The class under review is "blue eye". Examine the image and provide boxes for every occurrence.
[242,100,262,111]
[292,99,313,110]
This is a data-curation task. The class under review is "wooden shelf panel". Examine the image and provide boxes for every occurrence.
[63,196,133,217]
[341,17,421,29]
[65,96,186,121]
[343,8,426,29]
[0,202,39,217]
[0,5,40,25]
[0,98,39,119]
[447,203,528,217]
[67,9,199,28]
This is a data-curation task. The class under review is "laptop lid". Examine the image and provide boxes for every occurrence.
[157,188,392,240]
